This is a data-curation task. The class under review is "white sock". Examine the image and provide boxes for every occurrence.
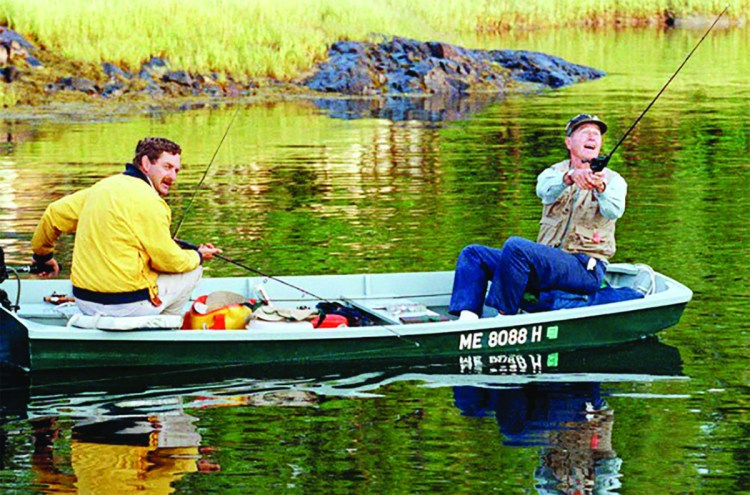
[459,310,479,321]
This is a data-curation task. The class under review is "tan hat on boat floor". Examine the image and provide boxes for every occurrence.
[205,290,247,312]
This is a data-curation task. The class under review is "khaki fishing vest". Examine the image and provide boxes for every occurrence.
[536,160,617,260]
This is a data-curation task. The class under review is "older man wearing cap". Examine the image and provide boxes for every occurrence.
[449,114,627,319]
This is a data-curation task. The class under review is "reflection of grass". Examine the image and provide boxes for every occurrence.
[0,84,18,106]
[1,0,743,80]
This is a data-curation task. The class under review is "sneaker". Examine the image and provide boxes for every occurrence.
[459,310,479,321]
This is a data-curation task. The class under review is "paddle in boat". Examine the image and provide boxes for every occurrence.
[0,245,692,373]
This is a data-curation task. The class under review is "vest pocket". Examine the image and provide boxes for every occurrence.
[537,216,563,246]
[573,224,605,251]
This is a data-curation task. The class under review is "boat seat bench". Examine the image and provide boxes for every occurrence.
[346,298,451,325]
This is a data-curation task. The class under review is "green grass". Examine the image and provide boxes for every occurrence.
[0,82,18,106]
[0,0,745,80]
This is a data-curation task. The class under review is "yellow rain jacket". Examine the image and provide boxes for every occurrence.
[31,166,200,303]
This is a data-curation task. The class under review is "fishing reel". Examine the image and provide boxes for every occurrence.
[587,154,610,173]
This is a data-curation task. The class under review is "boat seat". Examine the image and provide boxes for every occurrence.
[67,313,183,331]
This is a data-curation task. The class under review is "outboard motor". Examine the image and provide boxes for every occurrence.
[0,246,30,371]
[0,247,14,311]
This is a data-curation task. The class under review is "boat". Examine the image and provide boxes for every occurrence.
[0,262,692,372]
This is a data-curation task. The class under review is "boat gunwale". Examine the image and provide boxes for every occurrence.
[19,271,693,343]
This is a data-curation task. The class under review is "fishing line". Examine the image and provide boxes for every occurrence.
[169,111,421,347]
[172,104,242,238]
[588,5,729,171]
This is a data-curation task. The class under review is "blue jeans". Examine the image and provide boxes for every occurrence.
[449,237,606,316]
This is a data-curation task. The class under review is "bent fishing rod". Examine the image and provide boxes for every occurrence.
[588,5,728,172]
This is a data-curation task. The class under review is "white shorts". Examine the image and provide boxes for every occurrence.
[76,267,203,317]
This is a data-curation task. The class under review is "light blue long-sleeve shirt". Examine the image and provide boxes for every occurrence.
[536,166,627,220]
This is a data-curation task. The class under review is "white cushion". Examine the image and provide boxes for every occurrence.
[67,313,183,331]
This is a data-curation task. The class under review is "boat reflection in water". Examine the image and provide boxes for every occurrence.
[448,338,682,495]
[1,338,682,494]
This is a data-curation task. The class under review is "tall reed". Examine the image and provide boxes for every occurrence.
[0,0,744,80]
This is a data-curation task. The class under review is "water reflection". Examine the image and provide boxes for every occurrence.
[456,384,620,494]
[29,411,218,493]
[313,93,507,122]
[0,339,682,493]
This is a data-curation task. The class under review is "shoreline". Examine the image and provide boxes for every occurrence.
[1,33,606,121]
[0,3,741,118]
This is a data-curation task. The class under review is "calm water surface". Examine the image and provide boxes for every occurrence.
[1,27,749,494]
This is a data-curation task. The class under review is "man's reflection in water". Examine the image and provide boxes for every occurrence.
[29,403,220,493]
[26,389,317,493]
[454,383,622,495]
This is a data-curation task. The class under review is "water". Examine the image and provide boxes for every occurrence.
[1,26,750,493]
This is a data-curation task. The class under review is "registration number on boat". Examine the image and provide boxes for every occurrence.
[458,325,553,350]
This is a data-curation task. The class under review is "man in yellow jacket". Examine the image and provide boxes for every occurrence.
[31,137,221,316]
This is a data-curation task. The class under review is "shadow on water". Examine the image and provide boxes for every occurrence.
[0,338,683,494]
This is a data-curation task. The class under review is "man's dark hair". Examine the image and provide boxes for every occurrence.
[133,137,181,169]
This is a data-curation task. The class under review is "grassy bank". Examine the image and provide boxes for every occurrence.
[1,0,744,82]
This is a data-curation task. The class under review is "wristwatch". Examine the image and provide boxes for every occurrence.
[564,169,574,185]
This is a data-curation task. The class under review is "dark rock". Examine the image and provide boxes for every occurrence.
[25,55,42,68]
[489,50,604,88]
[49,76,98,95]
[102,62,132,80]
[0,27,37,67]
[137,70,155,84]
[0,28,34,51]
[140,57,169,78]
[426,41,463,60]
[1,65,20,83]
[162,70,193,86]
[201,85,224,97]
[331,40,364,56]
[101,82,126,98]
[304,36,604,96]
[142,83,163,97]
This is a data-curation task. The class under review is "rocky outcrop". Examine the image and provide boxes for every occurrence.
[0,27,41,67]
[305,37,605,95]
[0,27,603,106]
[0,28,258,102]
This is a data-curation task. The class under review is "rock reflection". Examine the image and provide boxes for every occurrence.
[313,93,506,122]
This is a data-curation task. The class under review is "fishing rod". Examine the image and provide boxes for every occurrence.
[170,141,420,344]
[588,5,728,172]
[167,105,335,303]
[172,104,242,238]
[174,238,331,302]
[174,238,421,347]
